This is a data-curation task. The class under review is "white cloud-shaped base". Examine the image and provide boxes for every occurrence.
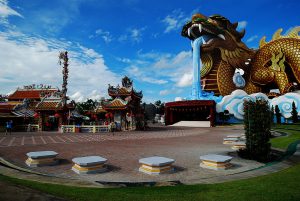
[216,90,300,120]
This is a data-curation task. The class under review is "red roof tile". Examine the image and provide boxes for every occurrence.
[0,103,16,110]
[35,101,62,110]
[8,89,57,100]
[103,98,128,110]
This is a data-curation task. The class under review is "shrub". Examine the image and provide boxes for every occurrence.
[239,99,271,162]
[291,101,298,123]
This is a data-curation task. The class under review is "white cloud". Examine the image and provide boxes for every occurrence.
[126,66,168,84]
[118,27,146,43]
[246,35,258,43]
[0,0,22,24]
[116,57,131,63]
[0,30,120,102]
[162,9,188,33]
[237,21,247,30]
[90,29,113,43]
[176,72,193,87]
[175,97,183,101]
[0,0,22,18]
[125,50,192,89]
[153,51,191,69]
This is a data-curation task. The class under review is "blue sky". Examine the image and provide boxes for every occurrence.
[0,0,299,103]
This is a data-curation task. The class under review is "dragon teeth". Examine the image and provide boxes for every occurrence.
[207,39,214,44]
[218,34,225,40]
[198,24,202,33]
[188,28,191,37]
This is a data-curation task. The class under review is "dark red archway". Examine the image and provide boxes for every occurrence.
[165,100,216,127]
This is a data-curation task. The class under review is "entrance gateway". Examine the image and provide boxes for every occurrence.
[165,100,216,127]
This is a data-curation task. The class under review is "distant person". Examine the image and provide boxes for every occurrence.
[5,120,13,135]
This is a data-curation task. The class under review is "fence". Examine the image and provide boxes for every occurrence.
[61,125,109,133]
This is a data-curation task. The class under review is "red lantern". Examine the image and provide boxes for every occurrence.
[33,113,39,118]
[109,113,113,118]
[54,113,61,118]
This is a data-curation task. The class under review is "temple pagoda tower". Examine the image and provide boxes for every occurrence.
[102,76,143,130]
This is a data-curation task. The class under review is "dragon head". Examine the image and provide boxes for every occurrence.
[182,13,248,52]
[182,13,253,77]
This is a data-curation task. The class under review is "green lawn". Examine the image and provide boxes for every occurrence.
[271,124,300,149]
[1,162,300,201]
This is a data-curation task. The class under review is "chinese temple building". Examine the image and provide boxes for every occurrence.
[0,85,74,131]
[101,76,143,130]
[0,51,73,132]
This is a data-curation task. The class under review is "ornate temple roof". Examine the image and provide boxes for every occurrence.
[94,105,107,113]
[0,102,18,112]
[102,98,128,110]
[8,87,58,100]
[108,85,143,99]
[33,92,65,110]
[0,102,32,117]
[35,101,63,110]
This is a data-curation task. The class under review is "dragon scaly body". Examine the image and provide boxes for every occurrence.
[181,14,300,96]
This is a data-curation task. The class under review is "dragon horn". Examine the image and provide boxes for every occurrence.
[239,29,246,39]
[232,22,238,29]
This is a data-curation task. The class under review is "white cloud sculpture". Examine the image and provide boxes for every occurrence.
[216,90,269,120]
[270,93,300,118]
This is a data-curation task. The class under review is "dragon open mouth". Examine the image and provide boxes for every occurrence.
[181,14,227,53]
[185,23,226,50]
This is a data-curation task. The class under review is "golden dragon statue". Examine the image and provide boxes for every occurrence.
[181,13,300,96]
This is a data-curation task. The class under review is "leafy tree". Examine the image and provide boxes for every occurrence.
[275,105,281,124]
[291,101,298,123]
[0,94,7,102]
[75,99,98,115]
[239,99,271,162]
[154,100,165,115]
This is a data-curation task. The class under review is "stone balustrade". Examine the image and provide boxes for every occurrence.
[61,125,109,133]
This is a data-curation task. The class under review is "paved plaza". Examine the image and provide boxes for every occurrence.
[0,125,276,184]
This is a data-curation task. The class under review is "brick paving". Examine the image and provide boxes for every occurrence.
[0,125,278,184]
[0,127,199,147]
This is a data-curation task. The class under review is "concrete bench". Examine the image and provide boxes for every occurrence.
[223,137,240,144]
[139,156,175,175]
[231,141,246,150]
[200,154,233,170]
[240,134,246,140]
[227,134,241,138]
[72,156,107,174]
[26,151,58,167]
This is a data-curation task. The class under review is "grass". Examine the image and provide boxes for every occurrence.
[271,123,300,149]
[1,162,300,201]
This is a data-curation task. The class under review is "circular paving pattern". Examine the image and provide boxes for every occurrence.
[0,125,264,184]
